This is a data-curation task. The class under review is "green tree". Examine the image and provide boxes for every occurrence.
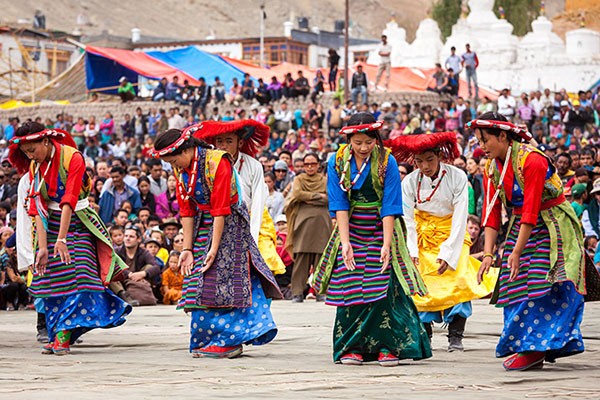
[495,0,541,36]
[431,0,462,40]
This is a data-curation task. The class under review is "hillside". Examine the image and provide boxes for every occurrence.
[0,0,433,42]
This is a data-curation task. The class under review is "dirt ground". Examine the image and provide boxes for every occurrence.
[1,299,599,400]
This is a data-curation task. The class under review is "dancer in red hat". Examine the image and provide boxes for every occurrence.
[313,112,431,367]
[9,121,131,355]
[192,119,285,276]
[386,131,497,352]
[469,112,591,371]
[151,126,282,359]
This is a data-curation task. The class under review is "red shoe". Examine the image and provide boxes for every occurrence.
[41,342,54,355]
[192,345,243,359]
[340,353,363,365]
[52,340,71,355]
[378,350,399,367]
[503,352,545,371]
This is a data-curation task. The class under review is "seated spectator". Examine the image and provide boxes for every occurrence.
[255,78,271,105]
[426,64,448,94]
[212,76,226,103]
[268,76,283,101]
[310,70,325,103]
[149,228,170,264]
[293,70,310,99]
[161,250,184,305]
[152,77,168,101]
[113,208,130,227]
[114,227,160,306]
[282,73,295,98]
[98,166,142,224]
[0,233,28,310]
[241,73,255,101]
[118,76,136,102]
[144,238,165,270]
[265,172,285,220]
[227,77,243,105]
[173,232,184,252]
[158,218,181,252]
[274,102,293,133]
[165,76,184,103]
[275,231,293,299]
[447,68,459,96]
[109,225,125,250]
[192,77,211,117]
[467,215,484,260]
[155,174,180,220]
[275,214,288,233]
[571,183,588,219]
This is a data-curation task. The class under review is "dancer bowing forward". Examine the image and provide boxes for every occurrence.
[151,127,282,359]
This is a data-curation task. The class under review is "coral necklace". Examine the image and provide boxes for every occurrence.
[177,147,199,201]
[339,151,370,192]
[416,169,447,204]
[482,145,512,226]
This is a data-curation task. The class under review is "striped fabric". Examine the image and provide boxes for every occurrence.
[326,205,391,306]
[496,213,561,307]
[30,210,105,297]
[179,213,212,310]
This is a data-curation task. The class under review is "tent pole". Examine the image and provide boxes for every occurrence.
[260,4,265,67]
[344,0,349,102]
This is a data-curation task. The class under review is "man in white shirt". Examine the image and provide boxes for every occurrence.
[497,88,516,121]
[199,120,286,276]
[392,132,496,352]
[374,35,392,92]
[147,159,167,196]
[167,107,186,130]
[274,102,293,133]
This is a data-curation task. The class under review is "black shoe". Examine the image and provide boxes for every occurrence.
[447,334,464,352]
[118,290,140,307]
[291,295,304,303]
[316,294,326,302]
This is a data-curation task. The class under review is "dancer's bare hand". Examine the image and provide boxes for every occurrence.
[342,242,355,271]
[179,250,194,276]
[411,257,419,267]
[437,259,449,275]
[200,248,217,273]
[380,246,390,273]
[477,257,493,284]
[35,247,49,276]
[507,251,521,282]
[54,240,71,265]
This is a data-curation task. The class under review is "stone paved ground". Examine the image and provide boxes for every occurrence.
[1,299,599,400]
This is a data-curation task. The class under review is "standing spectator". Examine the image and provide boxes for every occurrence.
[328,48,340,91]
[351,65,368,106]
[517,96,535,131]
[284,153,332,302]
[131,107,148,142]
[497,88,516,121]
[374,35,391,91]
[327,97,343,135]
[445,46,462,91]
[461,43,479,99]
[147,108,160,137]
[293,71,310,99]
[118,76,136,102]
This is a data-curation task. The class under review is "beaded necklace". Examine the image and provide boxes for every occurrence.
[482,145,512,227]
[416,168,447,204]
[27,145,56,205]
[176,147,199,201]
[339,151,370,192]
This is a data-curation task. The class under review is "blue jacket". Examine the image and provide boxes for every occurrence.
[98,181,141,224]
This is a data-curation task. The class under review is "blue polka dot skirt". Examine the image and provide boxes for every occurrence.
[189,274,278,351]
[44,290,132,344]
[496,281,584,362]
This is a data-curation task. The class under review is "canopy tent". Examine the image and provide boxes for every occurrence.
[147,47,253,86]
[85,46,200,94]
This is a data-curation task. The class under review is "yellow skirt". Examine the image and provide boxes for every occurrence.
[258,208,286,275]
[412,210,497,312]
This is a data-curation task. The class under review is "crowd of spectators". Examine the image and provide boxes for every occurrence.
[1,78,600,309]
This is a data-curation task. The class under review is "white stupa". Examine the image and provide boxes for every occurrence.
[402,18,443,68]
[518,15,565,65]
[566,27,600,62]
[367,18,410,67]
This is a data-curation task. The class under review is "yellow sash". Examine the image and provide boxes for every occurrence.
[412,210,497,312]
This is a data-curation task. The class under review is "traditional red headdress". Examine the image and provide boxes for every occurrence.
[8,128,77,174]
[191,119,270,157]
[384,132,460,164]
[339,121,383,136]
[465,119,533,142]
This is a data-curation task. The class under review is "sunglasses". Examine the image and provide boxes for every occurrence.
[275,169,287,173]
[303,162,318,167]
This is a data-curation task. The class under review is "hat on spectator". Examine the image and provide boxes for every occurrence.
[6,232,15,249]
[537,144,548,152]
[590,179,600,194]
[552,114,560,121]
[560,100,569,107]
[274,160,288,171]
[309,141,320,150]
[159,218,182,231]
[274,215,287,224]
[144,238,161,247]
[571,183,587,197]
[0,140,6,145]
[119,76,127,83]
[381,102,391,110]
[190,120,270,157]
[572,99,580,107]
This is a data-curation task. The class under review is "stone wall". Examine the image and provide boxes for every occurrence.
[0,91,442,125]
